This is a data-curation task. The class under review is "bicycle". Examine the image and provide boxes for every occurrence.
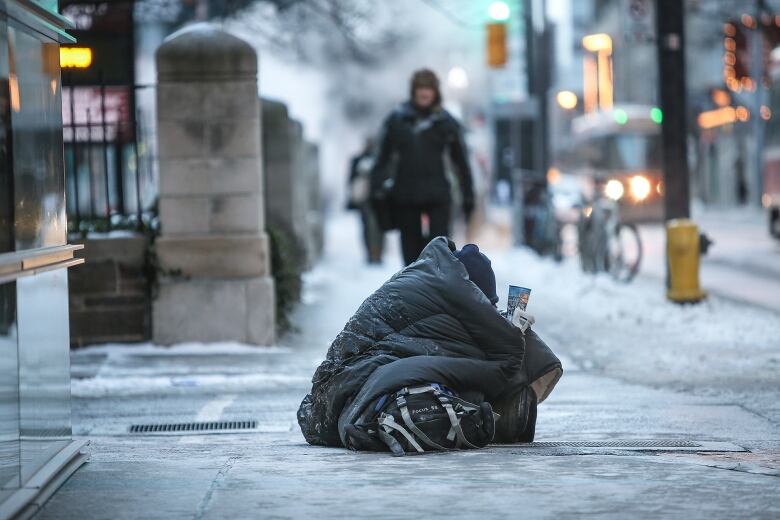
[577,187,642,283]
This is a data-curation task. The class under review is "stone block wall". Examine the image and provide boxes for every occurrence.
[68,234,151,346]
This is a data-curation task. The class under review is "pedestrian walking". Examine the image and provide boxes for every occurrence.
[371,69,475,265]
[347,139,384,264]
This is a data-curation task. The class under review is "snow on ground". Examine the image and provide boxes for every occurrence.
[70,214,401,400]
[71,211,779,418]
[50,212,780,520]
[490,247,778,357]
[71,372,312,398]
[70,342,308,397]
[472,204,779,419]
[72,342,293,357]
[487,243,780,422]
[640,206,780,312]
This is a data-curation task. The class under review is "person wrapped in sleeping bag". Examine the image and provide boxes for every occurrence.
[297,237,563,451]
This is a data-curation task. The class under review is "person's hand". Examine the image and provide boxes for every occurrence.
[511,307,535,334]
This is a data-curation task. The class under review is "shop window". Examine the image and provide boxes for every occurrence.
[8,24,66,251]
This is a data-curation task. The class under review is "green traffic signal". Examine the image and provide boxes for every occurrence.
[613,109,628,125]
[651,107,663,124]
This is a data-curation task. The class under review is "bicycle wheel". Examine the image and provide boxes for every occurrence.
[606,223,642,282]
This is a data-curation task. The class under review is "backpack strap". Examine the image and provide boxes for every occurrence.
[403,385,482,450]
[378,413,424,453]
[396,395,452,452]
[435,394,480,450]
[378,429,406,457]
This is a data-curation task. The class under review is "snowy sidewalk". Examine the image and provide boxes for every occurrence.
[639,207,780,312]
[37,214,780,519]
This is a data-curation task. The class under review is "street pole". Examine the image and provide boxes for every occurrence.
[523,0,535,111]
[520,0,535,246]
[750,0,766,206]
[539,7,551,187]
[656,0,709,304]
[654,0,690,220]
[523,0,550,187]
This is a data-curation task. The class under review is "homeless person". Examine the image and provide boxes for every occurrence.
[297,238,562,455]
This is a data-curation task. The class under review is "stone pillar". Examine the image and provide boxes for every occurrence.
[261,100,308,259]
[153,24,275,345]
[303,141,324,266]
[290,120,310,258]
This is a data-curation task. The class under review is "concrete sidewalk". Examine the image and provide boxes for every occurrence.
[36,215,780,519]
[38,341,780,519]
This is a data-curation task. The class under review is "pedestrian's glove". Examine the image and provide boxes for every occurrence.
[371,177,395,201]
[511,307,535,334]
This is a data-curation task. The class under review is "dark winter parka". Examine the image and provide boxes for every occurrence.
[372,102,474,208]
[297,237,562,448]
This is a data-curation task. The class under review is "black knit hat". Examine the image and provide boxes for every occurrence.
[454,244,499,305]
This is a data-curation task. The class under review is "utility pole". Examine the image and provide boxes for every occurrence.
[538,9,552,187]
[656,0,708,305]
[523,0,550,187]
[655,0,690,220]
[750,0,766,206]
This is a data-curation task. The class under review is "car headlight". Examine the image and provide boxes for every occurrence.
[604,179,624,201]
[629,175,651,201]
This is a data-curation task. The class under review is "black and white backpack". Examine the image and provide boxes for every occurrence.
[371,384,497,456]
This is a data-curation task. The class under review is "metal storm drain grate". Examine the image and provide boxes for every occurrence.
[129,420,257,434]
[529,440,699,448]
[498,439,746,452]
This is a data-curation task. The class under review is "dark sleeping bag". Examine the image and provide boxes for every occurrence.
[297,237,562,450]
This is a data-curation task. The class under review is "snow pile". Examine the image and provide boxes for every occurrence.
[487,246,780,396]
[70,342,314,398]
[69,212,778,409]
[71,372,310,398]
[72,342,292,357]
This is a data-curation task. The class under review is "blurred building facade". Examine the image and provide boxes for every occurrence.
[548,0,780,210]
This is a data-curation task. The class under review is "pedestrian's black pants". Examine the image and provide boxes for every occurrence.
[360,204,384,263]
[394,203,450,265]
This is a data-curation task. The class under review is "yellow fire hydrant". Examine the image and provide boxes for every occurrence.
[666,219,706,303]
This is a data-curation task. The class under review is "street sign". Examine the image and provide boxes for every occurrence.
[622,0,655,43]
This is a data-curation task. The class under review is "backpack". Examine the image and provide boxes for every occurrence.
[372,384,497,456]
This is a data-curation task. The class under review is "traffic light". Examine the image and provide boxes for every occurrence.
[487,22,508,68]
[488,1,510,21]
[486,2,509,68]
